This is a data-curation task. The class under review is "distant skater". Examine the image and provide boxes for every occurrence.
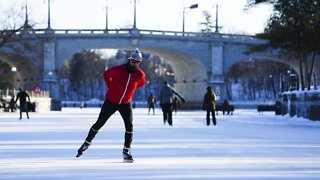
[15,88,31,120]
[9,97,16,112]
[222,99,230,115]
[203,86,216,126]
[76,48,146,163]
[160,81,185,126]
[147,93,156,115]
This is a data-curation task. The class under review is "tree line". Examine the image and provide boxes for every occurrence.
[246,0,320,91]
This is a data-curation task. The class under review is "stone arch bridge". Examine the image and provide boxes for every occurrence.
[1,28,306,105]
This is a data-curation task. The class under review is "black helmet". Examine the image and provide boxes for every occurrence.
[129,48,143,62]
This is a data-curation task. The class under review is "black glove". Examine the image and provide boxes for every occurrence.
[202,105,205,111]
[181,98,185,103]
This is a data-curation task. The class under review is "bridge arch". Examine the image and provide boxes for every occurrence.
[0,52,39,90]
[55,43,208,102]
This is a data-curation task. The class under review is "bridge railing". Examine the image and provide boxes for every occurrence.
[14,28,257,41]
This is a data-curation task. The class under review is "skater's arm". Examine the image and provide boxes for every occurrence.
[15,94,19,104]
[27,94,31,102]
[137,72,146,88]
[172,90,185,103]
[103,69,113,86]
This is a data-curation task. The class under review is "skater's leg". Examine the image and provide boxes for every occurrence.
[162,107,167,124]
[118,103,134,162]
[76,99,117,158]
[118,103,133,148]
[18,103,24,119]
[212,110,216,126]
[206,110,210,126]
[19,110,22,119]
[166,104,173,126]
[87,99,117,142]
[25,104,29,119]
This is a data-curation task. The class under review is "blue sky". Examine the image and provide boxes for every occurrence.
[0,0,272,35]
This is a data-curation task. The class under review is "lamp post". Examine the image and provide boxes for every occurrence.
[48,71,52,97]
[182,4,198,35]
[214,4,219,33]
[11,67,17,93]
[133,0,137,29]
[47,0,52,29]
[105,4,109,31]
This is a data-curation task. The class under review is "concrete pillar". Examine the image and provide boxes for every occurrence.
[210,41,226,102]
[43,41,61,110]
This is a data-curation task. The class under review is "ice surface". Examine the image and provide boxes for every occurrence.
[0,108,319,179]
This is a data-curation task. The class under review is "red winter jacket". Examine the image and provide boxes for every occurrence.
[103,64,146,104]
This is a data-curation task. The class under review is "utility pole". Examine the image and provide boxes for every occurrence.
[133,0,137,29]
[23,0,29,29]
[105,5,109,30]
[215,4,219,33]
[47,0,52,29]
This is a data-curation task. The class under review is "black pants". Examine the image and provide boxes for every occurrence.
[162,103,172,125]
[148,104,155,115]
[85,99,133,148]
[19,102,29,119]
[206,109,216,126]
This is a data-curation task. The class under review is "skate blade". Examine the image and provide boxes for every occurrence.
[123,159,134,163]
[74,154,81,160]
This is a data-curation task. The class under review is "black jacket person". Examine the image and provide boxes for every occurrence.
[15,88,31,120]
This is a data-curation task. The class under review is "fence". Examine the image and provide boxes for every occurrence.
[282,90,320,121]
[0,89,50,99]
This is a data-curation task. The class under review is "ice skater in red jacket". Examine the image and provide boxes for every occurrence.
[76,48,146,162]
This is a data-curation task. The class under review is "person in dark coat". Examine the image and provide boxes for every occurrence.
[147,93,156,115]
[203,86,217,126]
[160,81,185,126]
[15,88,31,120]
[222,99,230,115]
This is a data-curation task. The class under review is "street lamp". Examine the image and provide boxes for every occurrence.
[105,4,109,31]
[48,71,52,96]
[182,4,198,35]
[133,0,137,29]
[47,0,52,29]
[11,67,17,92]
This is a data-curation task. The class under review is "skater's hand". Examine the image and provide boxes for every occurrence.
[180,98,185,103]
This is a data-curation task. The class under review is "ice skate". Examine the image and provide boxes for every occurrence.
[75,141,91,159]
[123,147,134,163]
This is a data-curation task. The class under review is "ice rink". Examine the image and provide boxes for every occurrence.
[0,108,320,180]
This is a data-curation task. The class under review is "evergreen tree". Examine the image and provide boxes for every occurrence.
[246,0,320,90]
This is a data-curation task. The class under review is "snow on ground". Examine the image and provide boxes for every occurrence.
[0,108,320,180]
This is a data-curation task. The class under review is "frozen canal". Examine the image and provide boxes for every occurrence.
[0,108,319,180]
